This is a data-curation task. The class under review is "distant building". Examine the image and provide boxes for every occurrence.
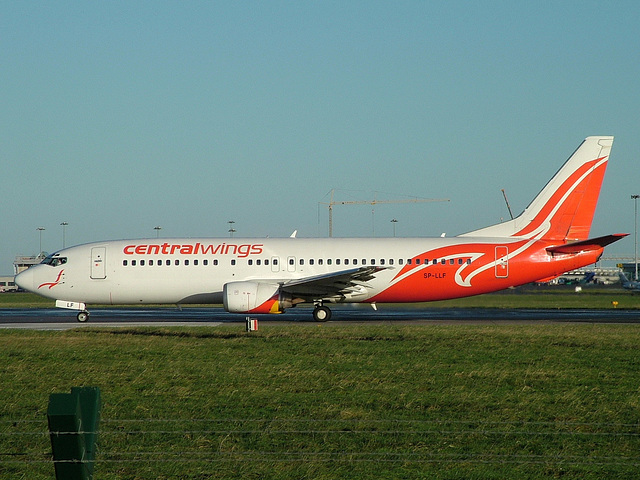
[548,267,621,285]
[0,276,18,292]
[618,262,640,280]
[13,254,46,275]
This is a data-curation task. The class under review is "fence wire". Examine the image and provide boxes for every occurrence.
[2,418,640,470]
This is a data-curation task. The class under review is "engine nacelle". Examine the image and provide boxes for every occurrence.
[223,281,291,314]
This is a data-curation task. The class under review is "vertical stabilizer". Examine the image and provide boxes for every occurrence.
[460,136,613,242]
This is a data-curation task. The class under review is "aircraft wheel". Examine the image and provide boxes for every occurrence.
[77,311,90,323]
[313,306,332,322]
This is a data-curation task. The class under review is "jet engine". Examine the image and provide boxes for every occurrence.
[222,281,293,314]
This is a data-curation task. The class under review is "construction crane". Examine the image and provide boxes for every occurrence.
[319,189,450,237]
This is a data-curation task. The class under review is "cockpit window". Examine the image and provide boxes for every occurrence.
[41,255,67,267]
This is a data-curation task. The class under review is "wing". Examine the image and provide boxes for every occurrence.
[280,266,388,301]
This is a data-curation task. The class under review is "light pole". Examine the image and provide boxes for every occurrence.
[228,221,236,237]
[633,195,639,280]
[391,218,398,237]
[60,222,68,248]
[36,227,45,257]
[154,226,162,238]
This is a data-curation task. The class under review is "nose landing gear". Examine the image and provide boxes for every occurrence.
[55,301,90,322]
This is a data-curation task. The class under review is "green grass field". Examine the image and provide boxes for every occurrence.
[1,321,639,479]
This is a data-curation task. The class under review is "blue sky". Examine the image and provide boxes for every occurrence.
[2,1,639,273]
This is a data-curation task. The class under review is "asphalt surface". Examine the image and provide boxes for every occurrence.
[0,306,638,330]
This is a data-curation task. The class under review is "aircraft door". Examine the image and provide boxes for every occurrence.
[495,246,508,278]
[91,247,107,279]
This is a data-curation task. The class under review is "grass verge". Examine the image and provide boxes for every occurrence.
[2,287,640,310]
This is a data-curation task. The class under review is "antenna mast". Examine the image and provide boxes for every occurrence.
[501,189,514,220]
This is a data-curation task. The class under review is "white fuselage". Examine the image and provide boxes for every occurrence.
[15,234,598,308]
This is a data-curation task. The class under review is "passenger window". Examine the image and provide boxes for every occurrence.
[327,259,332,265]
[467,259,471,264]
[123,260,128,266]
[265,259,269,265]
[185,260,189,266]
[204,259,208,266]
[231,260,236,266]
[318,259,323,265]
[248,260,253,266]
[194,259,199,266]
[257,260,261,265]
[149,260,154,266]
[310,259,315,265]
[380,259,385,265]
[416,259,421,265]
[336,259,340,265]
[166,260,171,266]
[175,260,180,266]
[441,259,446,265]
[389,259,394,265]
[399,259,404,265]
[433,259,438,265]
[132,260,137,266]
[371,259,375,265]
[299,259,304,265]
[213,259,219,266]
[450,259,455,265]
[273,259,278,265]
[289,258,294,265]
[407,259,412,265]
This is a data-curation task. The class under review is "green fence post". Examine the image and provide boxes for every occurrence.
[72,386,101,476]
[47,387,101,480]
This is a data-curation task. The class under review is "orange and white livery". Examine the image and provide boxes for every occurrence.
[16,136,626,322]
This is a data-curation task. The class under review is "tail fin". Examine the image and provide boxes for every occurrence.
[461,136,613,241]
[619,271,630,287]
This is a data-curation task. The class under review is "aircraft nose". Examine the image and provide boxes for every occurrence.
[15,268,34,292]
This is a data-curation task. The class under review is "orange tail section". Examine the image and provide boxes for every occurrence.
[461,136,614,243]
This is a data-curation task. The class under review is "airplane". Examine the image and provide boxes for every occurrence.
[15,136,627,323]
[618,271,640,291]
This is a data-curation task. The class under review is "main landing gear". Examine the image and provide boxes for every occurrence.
[312,305,332,322]
[77,310,90,322]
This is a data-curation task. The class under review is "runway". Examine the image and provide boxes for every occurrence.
[0,306,638,330]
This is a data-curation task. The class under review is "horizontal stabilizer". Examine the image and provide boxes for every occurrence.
[546,233,628,255]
